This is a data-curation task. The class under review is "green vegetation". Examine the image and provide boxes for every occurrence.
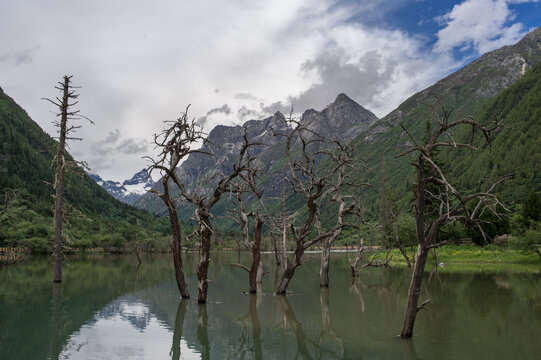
[0,87,172,253]
[367,244,539,272]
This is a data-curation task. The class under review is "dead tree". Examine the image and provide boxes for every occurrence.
[146,106,209,298]
[267,169,291,268]
[274,118,354,294]
[315,142,362,287]
[178,128,260,303]
[227,162,266,294]
[42,75,92,283]
[397,101,509,338]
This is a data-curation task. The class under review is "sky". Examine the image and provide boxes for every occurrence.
[0,0,539,182]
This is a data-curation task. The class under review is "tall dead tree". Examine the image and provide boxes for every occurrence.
[178,128,260,303]
[228,168,266,294]
[146,106,208,298]
[43,75,92,283]
[274,118,354,294]
[397,101,508,338]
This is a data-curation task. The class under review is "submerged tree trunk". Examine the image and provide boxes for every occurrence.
[276,245,304,294]
[275,264,297,295]
[271,234,281,266]
[53,77,70,284]
[319,239,331,287]
[401,245,429,338]
[197,214,212,303]
[162,183,190,298]
[249,217,263,293]
[401,155,427,339]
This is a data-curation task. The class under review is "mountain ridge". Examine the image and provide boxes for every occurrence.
[134,93,378,213]
[90,169,155,205]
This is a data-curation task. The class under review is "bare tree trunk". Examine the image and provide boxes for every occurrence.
[171,221,190,299]
[319,239,331,287]
[162,184,190,298]
[401,156,427,339]
[53,77,69,284]
[275,263,298,295]
[271,234,281,266]
[349,237,364,277]
[249,218,263,293]
[401,245,429,338]
[197,214,212,303]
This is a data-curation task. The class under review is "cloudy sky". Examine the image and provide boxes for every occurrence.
[1,0,539,182]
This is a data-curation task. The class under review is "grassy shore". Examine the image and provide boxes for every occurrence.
[369,245,541,273]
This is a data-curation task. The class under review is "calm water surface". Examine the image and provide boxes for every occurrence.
[1,252,540,359]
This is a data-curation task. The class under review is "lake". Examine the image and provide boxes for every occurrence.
[1,252,540,359]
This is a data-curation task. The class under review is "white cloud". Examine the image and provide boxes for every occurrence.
[434,0,533,54]
[0,0,535,181]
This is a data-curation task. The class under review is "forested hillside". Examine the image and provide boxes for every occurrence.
[347,27,541,217]
[0,87,170,252]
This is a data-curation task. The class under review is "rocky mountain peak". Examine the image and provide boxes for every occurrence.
[90,169,155,205]
[333,92,354,104]
[300,92,378,143]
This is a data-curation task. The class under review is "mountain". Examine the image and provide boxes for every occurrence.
[0,87,169,252]
[136,27,541,231]
[347,26,541,215]
[90,169,155,205]
[134,93,378,214]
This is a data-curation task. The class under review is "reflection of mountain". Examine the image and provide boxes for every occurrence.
[90,296,153,332]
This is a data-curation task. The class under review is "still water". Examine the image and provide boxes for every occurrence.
[0,252,540,360]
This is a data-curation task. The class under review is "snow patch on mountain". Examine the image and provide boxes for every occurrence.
[90,169,155,205]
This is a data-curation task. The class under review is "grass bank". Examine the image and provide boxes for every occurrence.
[369,245,541,273]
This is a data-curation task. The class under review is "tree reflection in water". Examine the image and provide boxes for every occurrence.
[197,304,210,360]
[170,299,189,360]
[318,288,344,358]
[233,284,263,359]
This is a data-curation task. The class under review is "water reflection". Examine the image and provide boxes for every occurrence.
[277,295,312,358]
[233,284,263,359]
[170,299,188,360]
[197,304,210,360]
[318,288,344,358]
[2,253,541,360]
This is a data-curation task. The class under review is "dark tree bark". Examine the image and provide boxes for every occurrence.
[161,181,190,298]
[147,106,207,298]
[43,76,92,284]
[397,100,509,338]
[52,80,68,283]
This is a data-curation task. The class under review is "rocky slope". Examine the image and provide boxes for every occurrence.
[134,93,378,213]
